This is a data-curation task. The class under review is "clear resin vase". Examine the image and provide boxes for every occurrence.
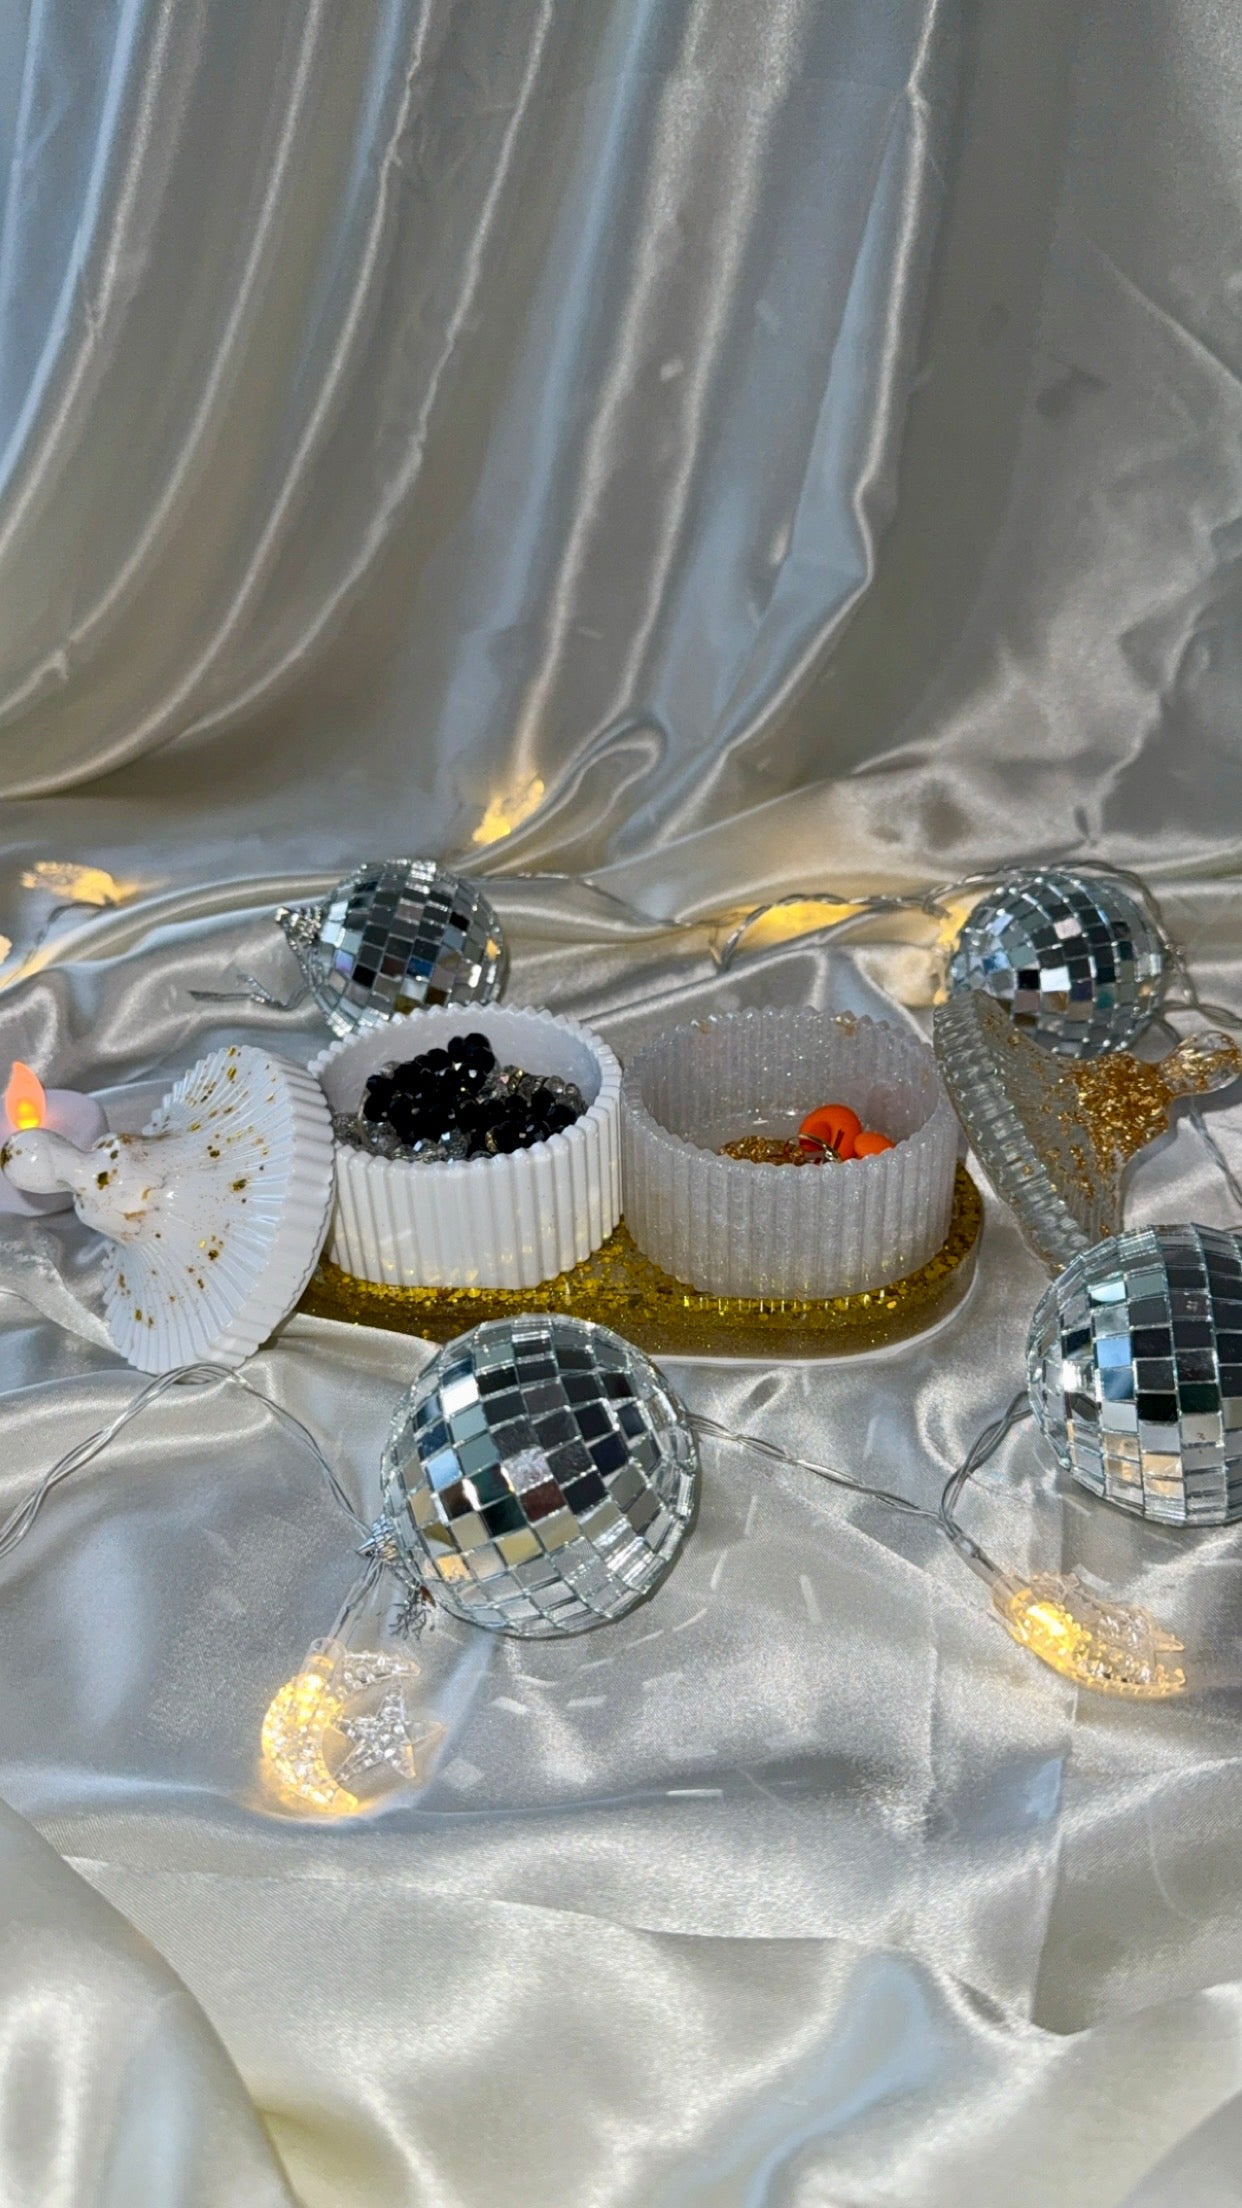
[621,1009,958,1299]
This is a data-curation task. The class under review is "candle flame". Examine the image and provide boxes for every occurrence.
[4,1062,46,1132]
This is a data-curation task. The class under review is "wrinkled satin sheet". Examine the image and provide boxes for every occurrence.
[3,0,1242,2202]
[3,905,1242,2208]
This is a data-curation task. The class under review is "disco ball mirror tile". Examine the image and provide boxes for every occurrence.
[382,1315,699,1635]
[948,869,1166,1057]
[1028,1223,1242,1525]
[280,860,506,1036]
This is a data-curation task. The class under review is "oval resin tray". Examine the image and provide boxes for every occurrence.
[299,1165,982,1359]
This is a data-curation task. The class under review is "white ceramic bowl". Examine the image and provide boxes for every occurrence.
[309,1006,621,1289]
[621,1008,958,1298]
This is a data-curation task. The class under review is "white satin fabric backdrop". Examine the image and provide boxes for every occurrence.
[1,1,1242,2204]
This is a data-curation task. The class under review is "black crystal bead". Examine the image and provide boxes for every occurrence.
[386,1097,424,1145]
[349,1043,581,1162]
[390,1059,428,1094]
[362,1074,396,1123]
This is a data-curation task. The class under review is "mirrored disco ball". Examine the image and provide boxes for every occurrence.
[382,1315,700,1635]
[948,868,1166,1057]
[278,859,506,1037]
[1028,1223,1242,1525]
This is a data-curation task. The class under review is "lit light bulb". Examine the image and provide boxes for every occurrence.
[471,777,546,846]
[260,1651,358,1816]
[259,1637,443,1816]
[992,1570,1187,1698]
[19,862,131,906]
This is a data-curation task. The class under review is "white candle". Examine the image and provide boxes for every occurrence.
[0,1063,108,1217]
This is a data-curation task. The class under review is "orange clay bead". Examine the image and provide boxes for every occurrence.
[852,1129,895,1158]
[798,1103,861,1158]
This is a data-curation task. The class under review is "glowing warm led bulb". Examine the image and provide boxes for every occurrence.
[260,1652,358,1816]
[992,1570,1187,1698]
[259,1637,443,1816]
[471,777,545,846]
[19,861,131,906]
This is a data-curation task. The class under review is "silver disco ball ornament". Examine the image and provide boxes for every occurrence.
[382,1316,700,1635]
[278,859,507,1037]
[948,868,1167,1057]
[1028,1223,1242,1525]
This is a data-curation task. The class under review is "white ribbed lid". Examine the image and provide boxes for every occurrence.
[95,1045,336,1373]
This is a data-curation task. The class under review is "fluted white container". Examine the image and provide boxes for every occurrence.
[622,1010,958,1298]
[310,1007,621,1289]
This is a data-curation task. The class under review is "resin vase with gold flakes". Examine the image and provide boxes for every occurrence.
[934,988,1242,1273]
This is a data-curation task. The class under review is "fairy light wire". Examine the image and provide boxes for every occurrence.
[0,1356,1041,1598]
[171,853,1238,1043]
[0,1358,1190,1699]
[692,1391,1035,1595]
[688,1411,944,1532]
[7,847,1232,1024]
[0,1362,370,1564]
[936,1390,1034,1581]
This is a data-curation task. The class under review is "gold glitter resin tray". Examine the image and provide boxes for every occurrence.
[299,1165,982,1359]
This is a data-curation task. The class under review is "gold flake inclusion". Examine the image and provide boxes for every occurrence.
[300,1168,982,1359]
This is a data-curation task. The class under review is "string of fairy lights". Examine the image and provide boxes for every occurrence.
[1,854,1240,1814]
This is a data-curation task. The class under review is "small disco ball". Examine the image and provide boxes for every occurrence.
[1028,1222,1242,1525]
[382,1315,700,1636]
[278,858,506,1037]
[947,868,1167,1057]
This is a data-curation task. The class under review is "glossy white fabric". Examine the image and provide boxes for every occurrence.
[2,910,1242,2208]
[2,0,1242,2202]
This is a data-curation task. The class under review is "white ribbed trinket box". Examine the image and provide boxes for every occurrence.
[310,1007,621,1289]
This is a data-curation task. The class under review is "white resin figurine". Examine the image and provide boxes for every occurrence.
[1,1045,335,1373]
